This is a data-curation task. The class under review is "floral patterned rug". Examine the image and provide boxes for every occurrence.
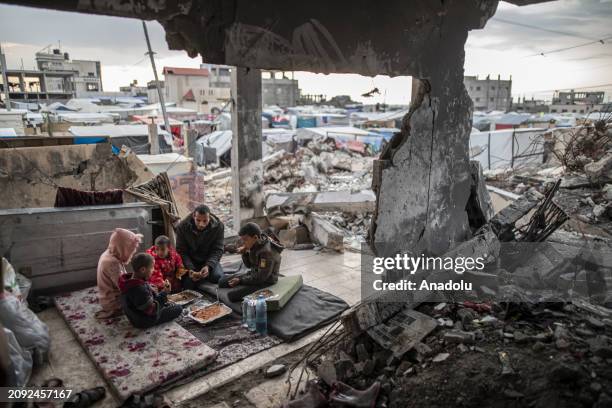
[177,299,282,370]
[55,287,218,401]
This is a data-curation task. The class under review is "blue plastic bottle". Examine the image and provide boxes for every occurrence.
[246,299,256,331]
[255,294,267,335]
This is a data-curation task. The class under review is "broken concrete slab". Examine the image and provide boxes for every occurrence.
[341,298,405,337]
[432,353,450,363]
[366,309,438,358]
[317,359,337,386]
[303,212,344,252]
[244,367,313,408]
[263,150,287,170]
[585,152,612,178]
[204,168,231,182]
[266,190,376,216]
[443,330,476,344]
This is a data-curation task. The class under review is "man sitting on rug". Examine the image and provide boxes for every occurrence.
[218,222,284,302]
[176,205,225,289]
[119,253,182,329]
[96,228,142,319]
[146,235,183,293]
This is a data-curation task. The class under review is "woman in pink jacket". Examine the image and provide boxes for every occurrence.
[96,228,143,319]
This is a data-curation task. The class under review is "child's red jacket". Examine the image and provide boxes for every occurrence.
[146,246,184,292]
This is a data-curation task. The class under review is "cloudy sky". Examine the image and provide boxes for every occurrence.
[0,0,611,105]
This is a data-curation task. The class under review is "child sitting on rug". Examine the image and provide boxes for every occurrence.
[119,253,182,329]
[96,228,142,319]
[146,235,184,293]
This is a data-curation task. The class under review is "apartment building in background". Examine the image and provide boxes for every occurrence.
[548,90,607,114]
[0,47,103,104]
[162,65,230,114]
[262,71,300,107]
[464,75,512,112]
[160,65,300,112]
[35,48,103,97]
[119,80,147,98]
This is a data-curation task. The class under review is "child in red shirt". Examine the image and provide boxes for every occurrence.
[146,235,184,293]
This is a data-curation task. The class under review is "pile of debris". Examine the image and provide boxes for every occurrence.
[282,164,612,407]
[263,141,373,194]
[485,120,612,238]
[297,296,612,408]
[204,139,376,249]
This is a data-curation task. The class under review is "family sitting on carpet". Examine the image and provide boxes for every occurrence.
[95,204,284,327]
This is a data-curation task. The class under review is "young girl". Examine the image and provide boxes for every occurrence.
[146,235,184,293]
[96,228,143,319]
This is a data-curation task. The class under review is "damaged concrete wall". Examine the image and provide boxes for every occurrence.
[370,0,498,256]
[4,0,503,257]
[0,142,153,209]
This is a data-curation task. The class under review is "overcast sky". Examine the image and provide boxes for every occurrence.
[1,0,611,105]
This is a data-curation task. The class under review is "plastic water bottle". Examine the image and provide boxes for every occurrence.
[255,294,267,335]
[247,299,256,332]
[241,298,248,327]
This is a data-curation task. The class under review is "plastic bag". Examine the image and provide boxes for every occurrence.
[0,293,50,360]
[2,257,20,298]
[3,327,33,386]
[2,258,32,303]
[16,273,32,302]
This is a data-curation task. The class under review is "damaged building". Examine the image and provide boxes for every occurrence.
[0,1,611,408]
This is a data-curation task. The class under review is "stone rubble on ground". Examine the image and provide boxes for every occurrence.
[204,138,375,250]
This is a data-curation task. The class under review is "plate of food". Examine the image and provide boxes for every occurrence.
[188,303,233,325]
[167,290,202,306]
[244,289,279,301]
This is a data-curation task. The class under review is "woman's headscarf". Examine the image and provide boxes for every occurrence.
[107,228,143,264]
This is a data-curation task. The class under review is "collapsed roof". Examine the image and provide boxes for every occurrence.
[2,0,550,77]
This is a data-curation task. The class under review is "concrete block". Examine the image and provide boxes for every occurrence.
[303,212,344,252]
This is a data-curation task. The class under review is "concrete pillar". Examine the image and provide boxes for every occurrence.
[185,128,198,158]
[372,64,473,257]
[148,122,160,154]
[231,67,264,227]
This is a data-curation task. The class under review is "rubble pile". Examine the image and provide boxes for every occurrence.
[263,142,373,194]
[554,120,611,173]
[485,121,612,238]
[304,298,612,408]
[203,179,233,229]
[281,168,612,408]
[318,212,373,250]
[203,139,375,246]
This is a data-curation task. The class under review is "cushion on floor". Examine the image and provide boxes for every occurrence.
[55,287,217,401]
[199,283,349,341]
[247,275,303,311]
[199,276,303,311]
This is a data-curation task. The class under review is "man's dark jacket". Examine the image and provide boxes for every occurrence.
[175,213,224,271]
[240,234,284,286]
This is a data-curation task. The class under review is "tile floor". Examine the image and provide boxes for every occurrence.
[32,248,362,406]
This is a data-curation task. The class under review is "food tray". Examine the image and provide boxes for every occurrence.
[167,290,202,306]
[244,289,279,301]
[187,303,233,325]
